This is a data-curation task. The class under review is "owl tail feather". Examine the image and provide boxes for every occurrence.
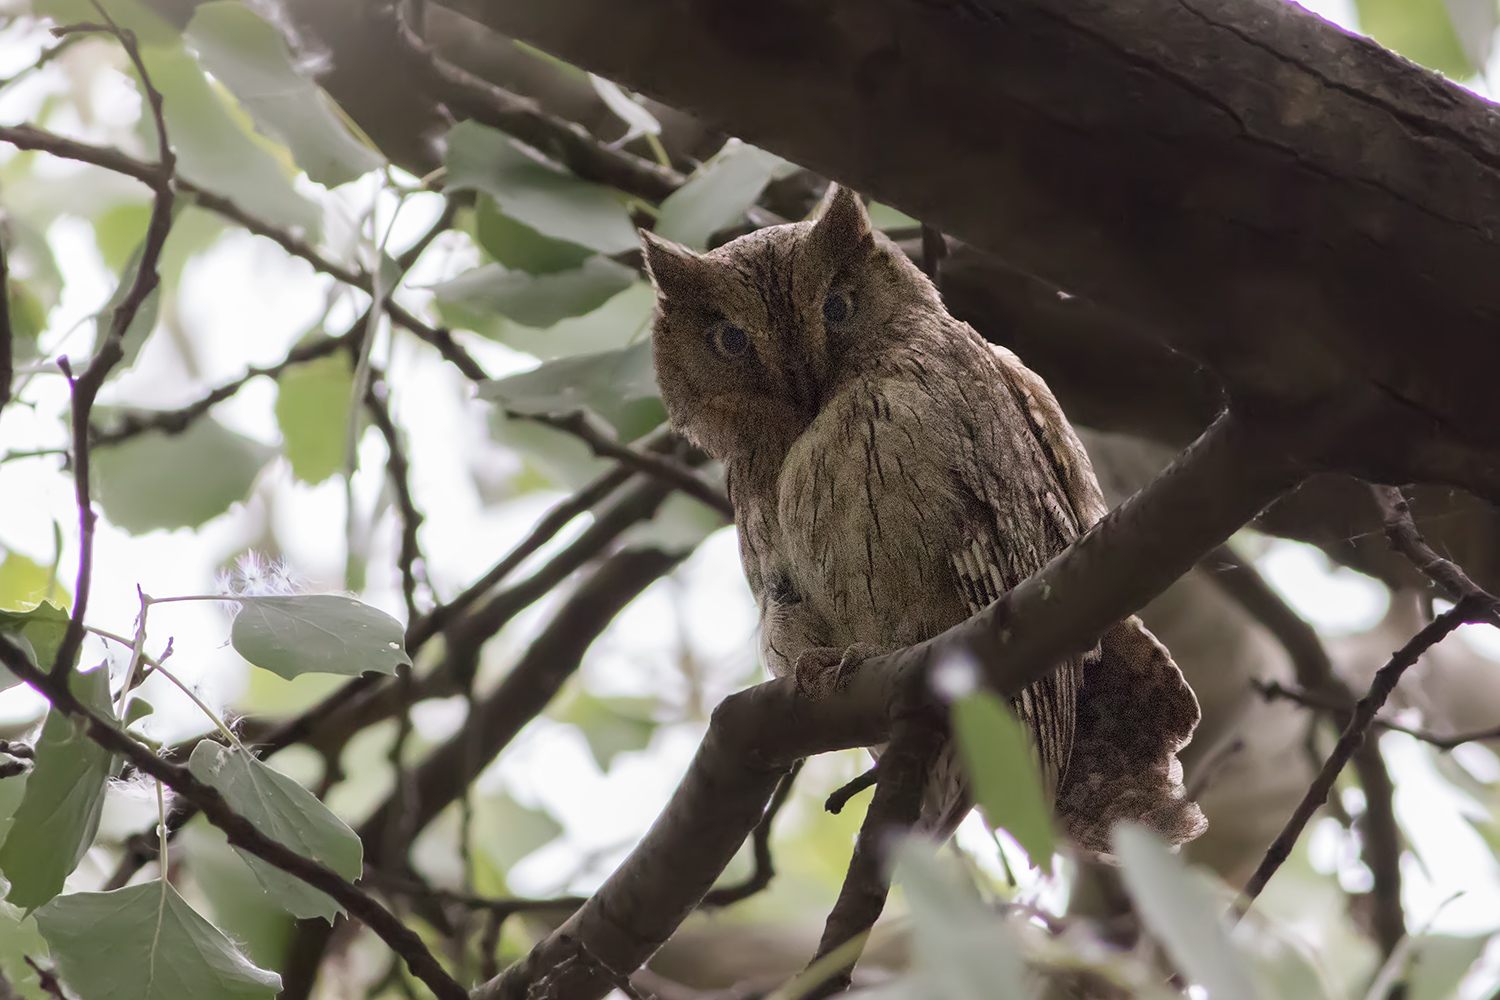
[1054,615,1208,854]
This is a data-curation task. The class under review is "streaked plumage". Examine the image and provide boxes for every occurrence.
[643,185,1205,850]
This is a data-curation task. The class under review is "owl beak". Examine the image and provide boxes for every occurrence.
[785,361,822,424]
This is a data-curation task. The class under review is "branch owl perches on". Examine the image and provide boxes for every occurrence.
[642,185,1206,852]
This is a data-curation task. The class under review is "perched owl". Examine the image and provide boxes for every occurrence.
[642,185,1206,851]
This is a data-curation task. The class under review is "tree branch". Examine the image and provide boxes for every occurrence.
[1373,485,1500,627]
[1238,595,1493,911]
[0,637,468,1000]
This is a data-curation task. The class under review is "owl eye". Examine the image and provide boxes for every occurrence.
[710,320,750,358]
[822,290,854,324]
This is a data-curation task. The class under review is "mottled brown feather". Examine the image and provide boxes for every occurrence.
[644,185,1205,852]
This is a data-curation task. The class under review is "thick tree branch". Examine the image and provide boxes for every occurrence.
[446,0,1500,503]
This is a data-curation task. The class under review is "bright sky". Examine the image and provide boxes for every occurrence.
[2,5,1500,997]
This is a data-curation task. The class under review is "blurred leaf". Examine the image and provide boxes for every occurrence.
[438,279,656,360]
[6,280,48,366]
[446,121,638,254]
[230,595,411,680]
[488,415,613,490]
[620,490,726,553]
[479,339,660,436]
[1440,0,1498,69]
[186,2,382,187]
[92,415,275,534]
[891,837,1030,999]
[1113,823,1258,1000]
[950,689,1055,873]
[0,667,119,911]
[35,880,281,1000]
[473,793,562,872]
[476,198,594,274]
[140,41,322,238]
[188,741,362,923]
[554,691,657,771]
[589,74,661,144]
[655,141,790,250]
[1356,0,1474,77]
[868,202,920,231]
[429,258,637,329]
[180,822,295,969]
[93,202,152,275]
[0,893,48,1000]
[0,553,65,612]
[0,600,71,692]
[1408,933,1490,1000]
[274,349,354,486]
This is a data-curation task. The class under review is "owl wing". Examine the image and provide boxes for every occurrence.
[984,342,1207,851]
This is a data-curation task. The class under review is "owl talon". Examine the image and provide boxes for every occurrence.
[793,643,878,700]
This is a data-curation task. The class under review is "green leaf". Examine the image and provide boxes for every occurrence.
[139,41,322,239]
[619,490,727,553]
[445,121,638,254]
[1112,822,1258,1000]
[588,75,662,144]
[179,822,295,970]
[1356,0,1475,77]
[0,667,119,911]
[274,349,355,486]
[230,595,411,680]
[867,202,920,231]
[6,280,49,367]
[654,141,790,250]
[34,880,280,1000]
[1441,0,1498,70]
[891,837,1029,999]
[89,206,181,372]
[554,692,657,771]
[185,3,382,187]
[472,793,563,872]
[187,742,361,923]
[478,339,661,436]
[0,553,66,613]
[91,415,276,534]
[476,198,594,275]
[33,0,178,44]
[430,258,638,329]
[1409,933,1491,1000]
[949,689,1056,873]
[0,893,48,1000]
[0,600,71,691]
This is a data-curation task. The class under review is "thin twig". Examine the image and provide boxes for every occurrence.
[824,766,878,815]
[1373,485,1500,627]
[702,760,803,908]
[0,237,13,415]
[803,711,944,999]
[22,958,65,1000]
[0,637,468,1000]
[529,412,732,518]
[1257,680,1500,750]
[1238,596,1490,911]
[365,378,426,622]
[49,9,175,681]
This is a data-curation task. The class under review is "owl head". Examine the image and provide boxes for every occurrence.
[642,185,940,461]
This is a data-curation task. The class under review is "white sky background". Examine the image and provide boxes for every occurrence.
[2,2,1500,995]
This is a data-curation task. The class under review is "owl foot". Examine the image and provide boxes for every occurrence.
[793,643,879,700]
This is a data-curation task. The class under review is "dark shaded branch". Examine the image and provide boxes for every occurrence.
[0,238,12,416]
[0,637,468,1000]
[1239,595,1492,910]
[385,6,682,201]
[824,766,878,815]
[700,759,802,908]
[365,378,426,622]
[805,714,944,999]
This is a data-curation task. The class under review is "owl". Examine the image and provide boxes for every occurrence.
[642,185,1206,852]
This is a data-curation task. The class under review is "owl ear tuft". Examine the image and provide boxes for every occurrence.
[640,230,705,301]
[808,184,874,268]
